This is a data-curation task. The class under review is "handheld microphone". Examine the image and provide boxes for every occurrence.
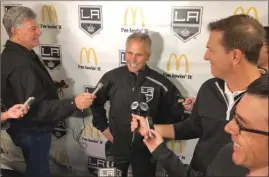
[82,82,104,112]
[92,82,104,95]
[139,102,149,115]
[131,101,140,143]
[131,95,149,143]
[131,101,139,114]
[139,102,153,138]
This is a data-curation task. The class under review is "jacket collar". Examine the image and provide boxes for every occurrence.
[215,68,265,93]
[4,40,36,59]
[125,64,151,88]
[4,40,53,83]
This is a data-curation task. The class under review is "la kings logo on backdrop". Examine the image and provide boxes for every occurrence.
[118,50,126,66]
[78,5,103,37]
[52,120,67,139]
[84,85,95,93]
[171,6,203,43]
[40,45,62,71]
[141,87,154,103]
[3,4,22,13]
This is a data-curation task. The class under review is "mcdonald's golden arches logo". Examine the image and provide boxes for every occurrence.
[79,48,98,65]
[166,53,189,73]
[169,140,183,154]
[54,149,70,165]
[233,6,258,20]
[41,5,58,24]
[124,7,145,27]
[82,122,102,138]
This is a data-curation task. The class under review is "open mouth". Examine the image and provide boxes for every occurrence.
[233,142,242,152]
[128,62,139,68]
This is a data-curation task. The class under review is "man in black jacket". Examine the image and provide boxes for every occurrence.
[131,73,268,177]
[90,32,185,177]
[130,14,266,175]
[1,6,96,177]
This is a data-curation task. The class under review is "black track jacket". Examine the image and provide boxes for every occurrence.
[173,78,246,174]
[91,65,185,157]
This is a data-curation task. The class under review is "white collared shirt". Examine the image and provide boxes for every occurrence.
[224,82,246,121]
[224,82,245,106]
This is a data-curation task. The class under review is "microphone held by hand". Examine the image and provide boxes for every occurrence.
[92,82,104,95]
[81,82,103,112]
[130,97,149,143]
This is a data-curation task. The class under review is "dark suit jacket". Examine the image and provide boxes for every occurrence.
[1,40,76,134]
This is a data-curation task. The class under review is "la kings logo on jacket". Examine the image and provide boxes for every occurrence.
[141,87,154,102]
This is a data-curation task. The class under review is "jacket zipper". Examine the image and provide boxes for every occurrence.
[215,82,245,121]
[215,82,230,121]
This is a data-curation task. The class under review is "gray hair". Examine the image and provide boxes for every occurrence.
[2,6,36,38]
[126,32,152,54]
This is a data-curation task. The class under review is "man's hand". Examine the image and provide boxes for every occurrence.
[178,96,196,111]
[131,114,149,136]
[75,93,96,110]
[9,104,29,118]
[1,104,29,121]
[102,128,114,143]
[143,129,164,153]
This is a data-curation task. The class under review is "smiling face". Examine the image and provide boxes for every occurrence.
[12,18,41,49]
[204,31,235,79]
[125,39,150,73]
[225,94,268,169]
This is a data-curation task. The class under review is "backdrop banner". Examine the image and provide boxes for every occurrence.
[1,1,268,176]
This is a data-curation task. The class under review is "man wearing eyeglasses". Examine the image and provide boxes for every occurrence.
[131,14,266,175]
[224,73,268,176]
[131,73,268,177]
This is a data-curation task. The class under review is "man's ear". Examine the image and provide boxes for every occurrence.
[147,53,151,61]
[232,49,243,65]
[11,26,17,37]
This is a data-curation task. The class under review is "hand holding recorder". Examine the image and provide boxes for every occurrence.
[1,104,29,121]
[131,114,164,153]
[131,114,152,137]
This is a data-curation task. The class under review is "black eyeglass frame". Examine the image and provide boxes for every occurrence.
[230,105,269,137]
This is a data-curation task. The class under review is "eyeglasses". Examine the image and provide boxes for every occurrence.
[231,106,269,137]
[233,115,269,136]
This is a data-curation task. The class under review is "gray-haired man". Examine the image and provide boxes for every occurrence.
[1,6,96,177]
[91,32,186,177]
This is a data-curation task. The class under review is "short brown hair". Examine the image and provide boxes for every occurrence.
[208,14,265,64]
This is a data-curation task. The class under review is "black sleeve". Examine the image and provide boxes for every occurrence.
[90,73,111,132]
[8,65,77,122]
[1,98,10,129]
[173,86,202,140]
[205,143,249,177]
[156,83,185,124]
[152,142,201,177]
